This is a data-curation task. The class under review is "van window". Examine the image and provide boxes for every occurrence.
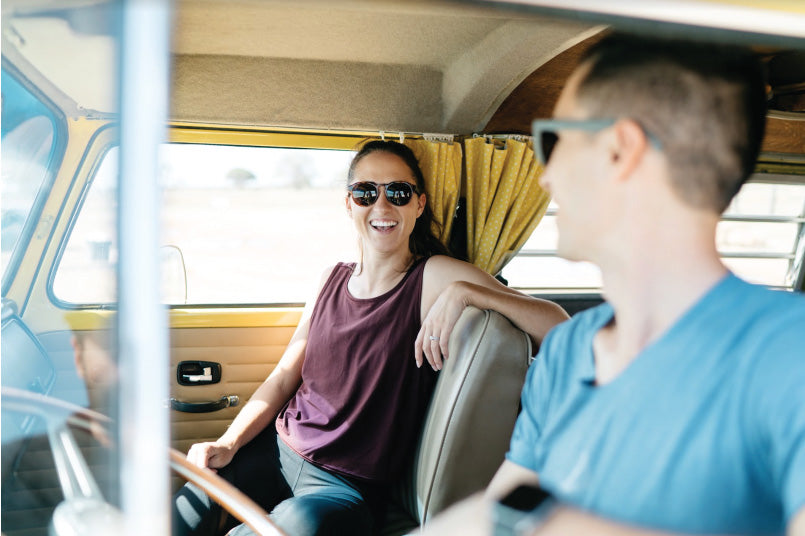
[1,69,61,288]
[53,143,357,305]
[503,179,805,291]
[718,180,805,288]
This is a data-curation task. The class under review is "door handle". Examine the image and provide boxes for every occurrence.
[169,395,239,413]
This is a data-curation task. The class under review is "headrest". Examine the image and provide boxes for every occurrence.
[414,306,532,523]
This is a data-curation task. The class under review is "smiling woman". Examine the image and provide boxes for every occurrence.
[172,139,567,536]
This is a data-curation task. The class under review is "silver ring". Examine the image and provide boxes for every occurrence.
[429,335,439,341]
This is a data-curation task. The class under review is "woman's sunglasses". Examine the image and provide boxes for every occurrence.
[347,181,419,207]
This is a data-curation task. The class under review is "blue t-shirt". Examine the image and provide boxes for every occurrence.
[508,274,805,535]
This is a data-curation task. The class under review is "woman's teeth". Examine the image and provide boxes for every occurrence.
[371,220,397,230]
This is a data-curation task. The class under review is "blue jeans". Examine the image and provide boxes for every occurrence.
[172,427,386,536]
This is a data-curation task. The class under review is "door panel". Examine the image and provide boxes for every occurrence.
[168,310,301,454]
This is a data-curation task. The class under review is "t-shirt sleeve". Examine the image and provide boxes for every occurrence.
[505,328,558,472]
[749,326,805,524]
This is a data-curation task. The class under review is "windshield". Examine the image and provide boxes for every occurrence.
[1,68,63,291]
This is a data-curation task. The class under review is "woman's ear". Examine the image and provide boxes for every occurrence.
[611,119,649,182]
[417,193,426,218]
[345,194,352,217]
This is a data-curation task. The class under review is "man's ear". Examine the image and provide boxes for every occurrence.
[71,335,86,380]
[610,119,650,182]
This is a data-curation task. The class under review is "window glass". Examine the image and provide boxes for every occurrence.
[1,69,60,284]
[501,201,603,291]
[52,149,118,304]
[718,182,805,287]
[503,180,805,291]
[54,143,358,305]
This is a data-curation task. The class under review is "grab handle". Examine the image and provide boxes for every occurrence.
[169,395,239,413]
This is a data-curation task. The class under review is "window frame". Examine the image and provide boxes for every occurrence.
[1,61,69,297]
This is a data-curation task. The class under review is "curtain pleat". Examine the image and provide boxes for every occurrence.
[404,139,462,249]
[463,136,550,275]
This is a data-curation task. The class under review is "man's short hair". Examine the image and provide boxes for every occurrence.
[576,33,767,213]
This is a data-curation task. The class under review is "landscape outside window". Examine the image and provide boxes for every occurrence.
[53,144,805,305]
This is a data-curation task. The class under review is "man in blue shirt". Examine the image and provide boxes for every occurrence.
[422,34,805,536]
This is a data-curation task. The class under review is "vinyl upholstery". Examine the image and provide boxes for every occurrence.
[382,306,532,533]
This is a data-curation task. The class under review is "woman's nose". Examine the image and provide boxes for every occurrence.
[372,185,393,208]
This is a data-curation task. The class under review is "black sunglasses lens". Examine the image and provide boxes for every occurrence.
[350,183,378,206]
[540,131,558,164]
[385,183,415,206]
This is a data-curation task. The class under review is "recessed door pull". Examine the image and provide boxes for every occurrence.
[176,361,222,386]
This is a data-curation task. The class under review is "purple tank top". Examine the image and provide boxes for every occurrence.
[276,259,438,482]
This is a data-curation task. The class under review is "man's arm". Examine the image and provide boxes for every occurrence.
[485,460,541,501]
[790,507,805,536]
[417,460,540,534]
[421,497,805,535]
[421,462,805,536]
[532,508,680,536]
[535,504,805,535]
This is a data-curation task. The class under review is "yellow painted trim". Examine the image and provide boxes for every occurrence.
[169,308,303,329]
[60,307,304,330]
[12,117,117,332]
[62,310,116,331]
[701,0,805,14]
[169,129,363,150]
[168,124,425,150]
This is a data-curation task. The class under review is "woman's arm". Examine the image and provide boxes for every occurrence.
[416,255,569,371]
[185,266,335,470]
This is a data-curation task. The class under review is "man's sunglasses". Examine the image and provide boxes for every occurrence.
[531,118,662,166]
[347,181,420,207]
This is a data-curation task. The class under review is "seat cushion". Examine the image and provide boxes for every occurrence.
[411,306,532,524]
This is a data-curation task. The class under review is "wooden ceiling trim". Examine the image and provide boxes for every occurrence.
[486,34,805,155]
[484,33,604,134]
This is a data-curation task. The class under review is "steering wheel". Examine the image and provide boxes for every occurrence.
[1,386,286,536]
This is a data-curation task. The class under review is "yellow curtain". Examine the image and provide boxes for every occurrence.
[404,139,462,248]
[464,136,551,275]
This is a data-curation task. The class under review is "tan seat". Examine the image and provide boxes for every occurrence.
[381,306,532,534]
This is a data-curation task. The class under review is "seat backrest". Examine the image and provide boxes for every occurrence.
[413,306,532,523]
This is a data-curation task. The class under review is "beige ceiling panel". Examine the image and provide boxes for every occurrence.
[171,54,443,131]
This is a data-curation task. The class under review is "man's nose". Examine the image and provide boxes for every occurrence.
[538,171,552,193]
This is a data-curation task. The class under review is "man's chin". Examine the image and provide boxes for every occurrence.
[556,243,584,263]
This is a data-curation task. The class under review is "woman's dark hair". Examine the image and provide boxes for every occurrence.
[348,140,451,260]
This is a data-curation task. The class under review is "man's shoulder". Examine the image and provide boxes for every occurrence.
[534,302,611,375]
[727,276,805,338]
[547,301,613,342]
[729,275,805,310]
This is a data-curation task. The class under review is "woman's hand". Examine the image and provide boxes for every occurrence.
[185,440,237,472]
[415,281,468,371]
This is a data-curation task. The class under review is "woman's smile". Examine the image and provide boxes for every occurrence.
[370,219,399,233]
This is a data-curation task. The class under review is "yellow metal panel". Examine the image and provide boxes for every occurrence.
[170,126,369,150]
[168,124,426,150]
[16,117,117,333]
[168,308,303,329]
[62,307,304,330]
[702,0,805,13]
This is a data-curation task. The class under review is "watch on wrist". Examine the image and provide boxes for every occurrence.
[492,484,557,536]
